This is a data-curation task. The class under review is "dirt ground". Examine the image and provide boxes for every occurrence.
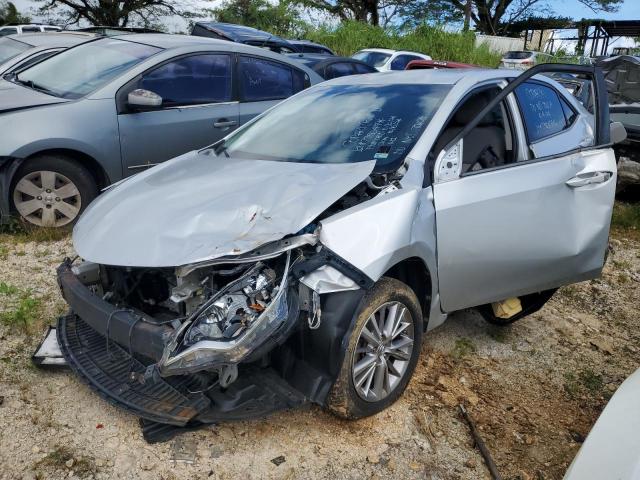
[0,230,638,480]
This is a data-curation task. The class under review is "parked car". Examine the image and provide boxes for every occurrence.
[287,53,376,79]
[0,32,95,76]
[53,64,618,440]
[352,48,432,71]
[0,24,61,36]
[499,50,551,69]
[191,22,297,54]
[405,59,478,70]
[596,55,640,190]
[564,368,640,479]
[287,39,334,55]
[0,34,322,227]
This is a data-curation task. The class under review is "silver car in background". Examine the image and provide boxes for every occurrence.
[0,32,95,75]
[0,34,322,227]
[53,64,619,436]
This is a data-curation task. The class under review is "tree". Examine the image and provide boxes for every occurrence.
[211,0,305,36]
[33,0,195,27]
[0,1,30,24]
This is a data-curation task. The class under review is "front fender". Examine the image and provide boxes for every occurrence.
[318,186,446,329]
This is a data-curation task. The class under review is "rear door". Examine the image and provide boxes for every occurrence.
[117,53,239,174]
[237,55,309,126]
[433,76,616,312]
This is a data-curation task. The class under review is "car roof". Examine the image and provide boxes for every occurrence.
[194,22,291,45]
[325,68,522,86]
[4,31,95,47]
[109,33,231,49]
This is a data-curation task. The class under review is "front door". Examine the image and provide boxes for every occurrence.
[117,53,239,175]
[433,81,616,312]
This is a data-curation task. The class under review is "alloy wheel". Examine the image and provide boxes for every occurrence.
[13,170,81,227]
[351,301,415,402]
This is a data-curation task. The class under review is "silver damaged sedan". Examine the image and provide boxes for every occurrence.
[53,64,620,439]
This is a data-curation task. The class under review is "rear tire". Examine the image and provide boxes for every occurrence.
[11,155,98,228]
[326,277,423,420]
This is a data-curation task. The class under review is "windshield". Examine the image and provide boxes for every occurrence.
[352,50,391,68]
[504,51,534,60]
[16,38,161,99]
[220,83,450,170]
[0,38,30,65]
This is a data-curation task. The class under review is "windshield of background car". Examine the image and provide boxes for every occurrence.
[221,83,450,169]
[0,38,30,64]
[504,51,533,60]
[17,38,161,99]
[352,50,391,68]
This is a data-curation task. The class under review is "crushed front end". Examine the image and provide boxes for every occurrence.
[56,235,369,440]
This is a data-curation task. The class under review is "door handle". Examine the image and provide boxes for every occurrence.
[213,119,237,129]
[566,171,611,188]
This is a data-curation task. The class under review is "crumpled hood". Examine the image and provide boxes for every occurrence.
[0,79,68,114]
[73,151,375,267]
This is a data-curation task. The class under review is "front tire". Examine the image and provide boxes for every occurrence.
[326,277,423,419]
[11,155,98,228]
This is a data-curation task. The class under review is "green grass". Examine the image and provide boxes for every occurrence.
[564,369,604,399]
[0,291,41,329]
[452,337,477,359]
[303,22,502,67]
[612,202,640,231]
[0,282,19,295]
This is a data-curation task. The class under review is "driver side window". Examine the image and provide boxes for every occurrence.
[432,86,517,175]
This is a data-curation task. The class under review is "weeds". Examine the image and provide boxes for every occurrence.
[564,368,604,398]
[0,282,19,295]
[303,22,502,67]
[0,291,41,329]
[611,202,640,239]
[452,337,476,359]
[36,446,98,479]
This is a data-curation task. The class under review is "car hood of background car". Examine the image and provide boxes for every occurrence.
[73,151,376,267]
[0,80,68,113]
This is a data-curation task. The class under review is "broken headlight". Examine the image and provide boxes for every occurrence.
[158,251,291,376]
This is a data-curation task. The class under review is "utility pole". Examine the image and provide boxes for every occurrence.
[463,0,472,32]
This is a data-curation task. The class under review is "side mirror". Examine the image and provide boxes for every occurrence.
[127,89,162,110]
[610,121,627,145]
[434,138,463,183]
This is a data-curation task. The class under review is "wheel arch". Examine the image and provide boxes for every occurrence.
[22,149,111,190]
[381,256,432,321]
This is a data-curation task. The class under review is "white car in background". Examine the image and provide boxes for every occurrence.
[500,50,552,69]
[352,48,431,71]
[0,24,62,36]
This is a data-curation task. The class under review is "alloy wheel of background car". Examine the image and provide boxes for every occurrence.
[13,170,82,227]
[351,301,415,402]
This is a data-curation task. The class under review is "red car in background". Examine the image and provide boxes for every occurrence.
[406,59,479,70]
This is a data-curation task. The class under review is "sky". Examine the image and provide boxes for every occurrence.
[10,0,640,49]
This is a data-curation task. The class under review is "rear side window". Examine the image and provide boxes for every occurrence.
[515,82,573,142]
[239,56,306,102]
[0,27,18,36]
[140,54,232,106]
[21,26,41,33]
[324,62,354,79]
[390,55,421,71]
